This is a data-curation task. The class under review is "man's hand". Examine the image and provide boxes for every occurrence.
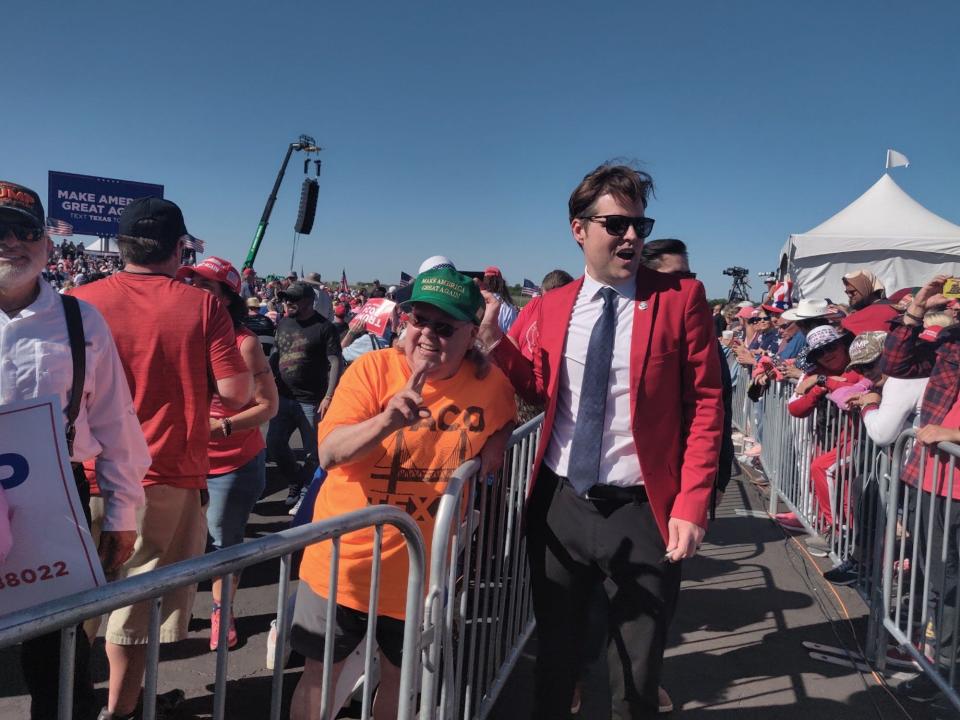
[665,517,705,562]
[905,275,949,322]
[318,396,332,420]
[916,424,960,446]
[98,530,137,575]
[476,283,503,349]
[381,360,432,432]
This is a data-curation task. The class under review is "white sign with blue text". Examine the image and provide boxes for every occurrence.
[0,396,105,626]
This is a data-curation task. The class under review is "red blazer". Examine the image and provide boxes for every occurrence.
[493,267,723,540]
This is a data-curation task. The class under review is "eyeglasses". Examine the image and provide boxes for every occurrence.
[577,215,655,239]
[408,313,464,338]
[0,221,43,243]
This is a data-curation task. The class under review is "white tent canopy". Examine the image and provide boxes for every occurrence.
[84,236,121,255]
[779,174,960,299]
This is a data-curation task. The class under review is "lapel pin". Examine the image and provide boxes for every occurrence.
[638,301,648,311]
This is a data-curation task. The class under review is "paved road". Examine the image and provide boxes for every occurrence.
[1,459,954,718]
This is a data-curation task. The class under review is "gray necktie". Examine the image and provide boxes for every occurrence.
[567,286,618,495]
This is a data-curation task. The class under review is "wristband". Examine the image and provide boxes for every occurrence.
[816,374,827,387]
[221,418,232,437]
[903,309,923,323]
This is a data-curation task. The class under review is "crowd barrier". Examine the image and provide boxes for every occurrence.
[421,413,542,720]
[1,414,544,720]
[0,506,426,720]
[731,359,960,711]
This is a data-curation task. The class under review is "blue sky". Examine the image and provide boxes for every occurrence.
[5,1,958,299]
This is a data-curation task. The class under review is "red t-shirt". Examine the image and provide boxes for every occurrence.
[73,272,248,488]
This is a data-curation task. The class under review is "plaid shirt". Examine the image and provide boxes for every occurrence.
[881,320,960,485]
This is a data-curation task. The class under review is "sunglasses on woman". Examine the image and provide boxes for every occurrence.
[577,215,656,239]
[0,221,43,243]
[408,313,465,338]
[748,316,771,324]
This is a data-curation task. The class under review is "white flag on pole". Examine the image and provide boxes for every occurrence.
[886,149,910,169]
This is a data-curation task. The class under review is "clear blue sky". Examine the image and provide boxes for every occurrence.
[6,1,959,299]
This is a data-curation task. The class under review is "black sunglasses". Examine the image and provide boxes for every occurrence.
[578,215,655,239]
[408,312,464,338]
[0,221,43,243]
[748,317,771,324]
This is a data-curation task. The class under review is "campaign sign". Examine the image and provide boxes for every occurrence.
[354,298,397,336]
[0,397,105,627]
[48,171,164,238]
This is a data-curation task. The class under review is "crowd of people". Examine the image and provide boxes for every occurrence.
[718,265,960,705]
[4,156,959,718]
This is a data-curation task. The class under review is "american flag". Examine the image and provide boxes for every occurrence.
[340,269,349,293]
[46,218,73,236]
[182,234,205,252]
[521,278,541,297]
[399,271,413,287]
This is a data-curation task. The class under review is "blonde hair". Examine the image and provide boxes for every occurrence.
[923,311,956,328]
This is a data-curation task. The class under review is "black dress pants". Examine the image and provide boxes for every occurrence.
[526,467,681,720]
[20,464,97,720]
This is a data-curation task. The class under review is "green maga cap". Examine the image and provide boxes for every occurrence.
[409,267,483,324]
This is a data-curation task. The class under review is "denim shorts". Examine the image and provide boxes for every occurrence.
[206,450,266,550]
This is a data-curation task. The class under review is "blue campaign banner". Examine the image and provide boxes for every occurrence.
[47,171,164,237]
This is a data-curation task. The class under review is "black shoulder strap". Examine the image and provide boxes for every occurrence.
[60,294,86,456]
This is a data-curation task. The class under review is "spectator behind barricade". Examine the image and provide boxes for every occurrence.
[330,302,349,340]
[340,313,394,365]
[881,274,960,701]
[268,281,343,516]
[481,265,519,334]
[240,267,257,299]
[840,269,899,334]
[2,181,150,720]
[849,328,930,447]
[242,296,276,357]
[508,268,576,361]
[302,271,334,320]
[780,299,844,379]
[289,267,517,720]
[71,197,252,720]
[176,257,279,652]
[787,325,857,418]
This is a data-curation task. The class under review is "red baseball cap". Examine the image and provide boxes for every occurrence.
[484,266,502,277]
[242,267,256,277]
[176,256,242,295]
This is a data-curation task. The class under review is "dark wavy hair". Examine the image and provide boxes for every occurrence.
[568,162,655,222]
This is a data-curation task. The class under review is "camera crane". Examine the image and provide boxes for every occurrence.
[723,266,751,303]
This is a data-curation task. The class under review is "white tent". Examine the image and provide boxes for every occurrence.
[85,236,121,255]
[779,174,960,299]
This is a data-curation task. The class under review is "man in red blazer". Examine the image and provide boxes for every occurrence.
[479,163,723,718]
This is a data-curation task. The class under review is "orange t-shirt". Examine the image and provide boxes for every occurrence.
[299,348,516,619]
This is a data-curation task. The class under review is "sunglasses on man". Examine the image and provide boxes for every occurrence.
[577,215,655,239]
[407,312,465,339]
[0,221,43,243]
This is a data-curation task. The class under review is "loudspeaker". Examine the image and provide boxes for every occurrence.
[294,178,319,234]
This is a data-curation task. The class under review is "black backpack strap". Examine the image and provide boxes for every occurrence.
[60,294,86,457]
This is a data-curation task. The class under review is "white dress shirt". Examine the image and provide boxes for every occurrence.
[544,271,643,486]
[0,280,149,530]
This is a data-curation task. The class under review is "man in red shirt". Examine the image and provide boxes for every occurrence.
[73,198,252,720]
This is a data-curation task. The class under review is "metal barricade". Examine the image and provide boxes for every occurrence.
[0,506,426,720]
[876,429,960,711]
[735,368,893,602]
[420,414,542,720]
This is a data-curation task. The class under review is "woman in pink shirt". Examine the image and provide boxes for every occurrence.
[177,258,279,650]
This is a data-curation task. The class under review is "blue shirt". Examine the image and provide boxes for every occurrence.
[777,330,806,361]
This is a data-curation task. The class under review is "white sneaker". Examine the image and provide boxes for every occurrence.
[266,618,292,670]
[288,490,306,517]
